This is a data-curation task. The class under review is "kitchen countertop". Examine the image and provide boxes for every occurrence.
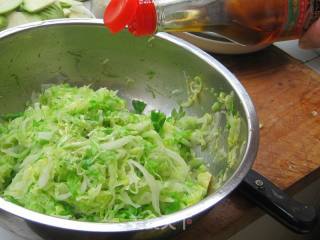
[274,40,320,73]
[173,45,320,240]
[0,44,320,240]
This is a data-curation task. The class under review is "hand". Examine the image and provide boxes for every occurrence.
[299,18,320,49]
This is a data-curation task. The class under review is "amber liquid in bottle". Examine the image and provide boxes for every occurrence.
[155,0,311,45]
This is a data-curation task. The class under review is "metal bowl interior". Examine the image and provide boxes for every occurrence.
[0,19,259,234]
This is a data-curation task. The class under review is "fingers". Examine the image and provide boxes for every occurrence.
[299,18,320,49]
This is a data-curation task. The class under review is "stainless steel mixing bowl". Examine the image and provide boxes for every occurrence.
[0,19,259,240]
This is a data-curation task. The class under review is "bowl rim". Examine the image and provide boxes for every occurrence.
[0,18,259,232]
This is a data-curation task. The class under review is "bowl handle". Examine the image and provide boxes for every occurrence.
[238,170,318,234]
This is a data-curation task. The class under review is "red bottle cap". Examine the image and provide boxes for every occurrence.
[104,0,157,36]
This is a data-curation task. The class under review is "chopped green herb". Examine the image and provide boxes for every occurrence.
[151,111,166,132]
[171,106,186,121]
[132,99,147,114]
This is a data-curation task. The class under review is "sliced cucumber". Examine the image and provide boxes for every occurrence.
[0,0,22,15]
[38,4,64,20]
[0,15,8,30]
[22,0,56,13]
[59,0,81,8]
[7,11,41,28]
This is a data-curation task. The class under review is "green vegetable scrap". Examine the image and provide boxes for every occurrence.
[171,106,185,121]
[181,76,203,108]
[0,84,243,223]
[146,70,156,80]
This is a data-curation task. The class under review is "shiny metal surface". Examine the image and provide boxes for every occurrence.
[0,19,259,239]
[192,32,232,42]
[172,32,270,55]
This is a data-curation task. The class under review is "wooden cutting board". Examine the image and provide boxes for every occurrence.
[174,46,320,240]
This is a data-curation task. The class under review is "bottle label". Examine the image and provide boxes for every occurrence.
[284,0,310,35]
[284,0,320,36]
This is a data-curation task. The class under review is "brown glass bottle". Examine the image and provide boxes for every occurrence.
[104,0,320,46]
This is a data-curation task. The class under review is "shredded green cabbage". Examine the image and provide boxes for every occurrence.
[0,84,242,222]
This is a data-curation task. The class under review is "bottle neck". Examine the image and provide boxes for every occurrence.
[154,0,227,32]
[104,0,157,36]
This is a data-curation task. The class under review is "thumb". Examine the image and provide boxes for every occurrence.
[299,18,320,49]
